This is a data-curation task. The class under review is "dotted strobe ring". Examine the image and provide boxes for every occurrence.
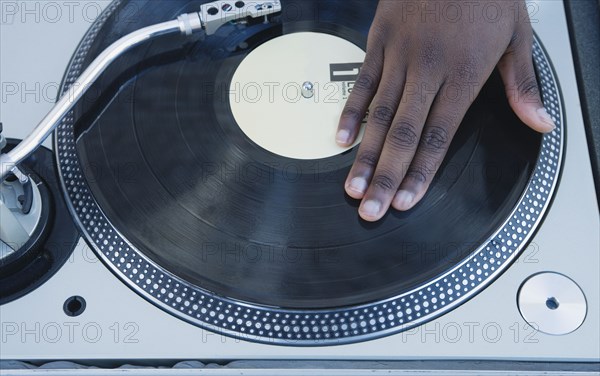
[55,2,564,346]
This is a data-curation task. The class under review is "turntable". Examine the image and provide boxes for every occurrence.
[0,0,599,373]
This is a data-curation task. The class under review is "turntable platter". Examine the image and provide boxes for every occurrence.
[56,0,563,344]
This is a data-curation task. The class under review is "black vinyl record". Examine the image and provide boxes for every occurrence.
[68,0,542,310]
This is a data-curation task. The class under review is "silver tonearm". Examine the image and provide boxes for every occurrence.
[0,1,281,182]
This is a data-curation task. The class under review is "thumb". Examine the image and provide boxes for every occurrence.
[498,33,556,134]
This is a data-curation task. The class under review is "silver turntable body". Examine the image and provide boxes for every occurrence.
[0,0,599,363]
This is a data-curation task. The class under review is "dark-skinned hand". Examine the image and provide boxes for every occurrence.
[336,0,555,222]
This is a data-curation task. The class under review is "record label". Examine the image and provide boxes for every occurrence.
[230,32,365,160]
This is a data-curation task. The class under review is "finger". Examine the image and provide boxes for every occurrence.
[498,29,556,133]
[392,82,470,211]
[357,77,437,221]
[336,40,385,146]
[345,64,406,199]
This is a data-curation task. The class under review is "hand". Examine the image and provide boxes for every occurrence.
[336,0,555,222]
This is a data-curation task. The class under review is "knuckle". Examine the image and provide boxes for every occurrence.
[451,55,480,82]
[387,121,419,150]
[357,150,380,168]
[406,165,429,184]
[421,126,450,152]
[406,158,438,183]
[354,70,379,93]
[520,80,540,98]
[418,38,444,72]
[516,69,540,98]
[371,172,398,192]
[341,106,363,122]
[371,105,396,127]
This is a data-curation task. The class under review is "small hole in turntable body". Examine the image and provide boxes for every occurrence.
[63,296,87,317]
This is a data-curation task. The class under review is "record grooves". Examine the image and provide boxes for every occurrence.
[55,0,564,344]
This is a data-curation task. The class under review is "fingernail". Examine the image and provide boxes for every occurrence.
[348,177,368,195]
[360,200,381,219]
[537,108,556,131]
[336,129,351,145]
[394,190,415,211]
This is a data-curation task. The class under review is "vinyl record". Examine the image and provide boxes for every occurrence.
[56,0,564,344]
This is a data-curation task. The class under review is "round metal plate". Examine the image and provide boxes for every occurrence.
[55,0,565,345]
[518,272,587,336]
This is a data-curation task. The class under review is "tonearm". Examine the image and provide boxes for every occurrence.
[0,1,281,182]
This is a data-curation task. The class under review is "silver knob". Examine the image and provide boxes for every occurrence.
[301,81,314,99]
